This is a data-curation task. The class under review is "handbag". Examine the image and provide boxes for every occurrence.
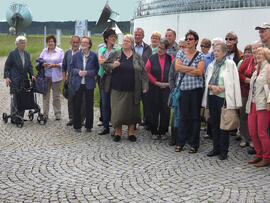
[220,100,240,131]
[200,107,210,122]
[168,51,199,108]
[33,60,48,94]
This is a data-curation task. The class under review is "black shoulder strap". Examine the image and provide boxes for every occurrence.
[177,51,199,88]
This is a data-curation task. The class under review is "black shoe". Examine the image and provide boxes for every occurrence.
[247,148,256,155]
[144,125,150,131]
[75,128,81,133]
[66,120,73,126]
[98,128,109,135]
[207,150,220,157]
[218,153,228,160]
[128,135,137,142]
[86,128,92,133]
[113,135,121,142]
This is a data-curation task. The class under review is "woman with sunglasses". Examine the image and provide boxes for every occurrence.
[200,38,211,55]
[174,30,205,153]
[225,31,244,65]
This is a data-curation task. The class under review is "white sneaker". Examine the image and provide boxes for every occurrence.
[97,121,103,126]
[151,134,159,140]
[240,140,247,147]
[249,142,254,148]
[161,133,169,140]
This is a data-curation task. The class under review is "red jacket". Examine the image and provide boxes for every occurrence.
[238,56,256,97]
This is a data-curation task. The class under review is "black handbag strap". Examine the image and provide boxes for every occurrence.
[176,51,199,88]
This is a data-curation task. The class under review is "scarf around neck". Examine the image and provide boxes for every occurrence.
[209,57,226,86]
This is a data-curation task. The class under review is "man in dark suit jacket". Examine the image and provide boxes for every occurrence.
[4,36,35,119]
[134,27,152,129]
[62,36,86,126]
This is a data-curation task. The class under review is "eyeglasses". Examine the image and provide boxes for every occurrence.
[179,46,185,49]
[185,38,195,41]
[201,45,210,48]
[158,46,166,50]
[225,38,235,41]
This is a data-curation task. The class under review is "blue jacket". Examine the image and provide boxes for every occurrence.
[71,50,99,91]
[204,51,214,71]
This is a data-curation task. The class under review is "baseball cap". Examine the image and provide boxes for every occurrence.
[255,23,270,30]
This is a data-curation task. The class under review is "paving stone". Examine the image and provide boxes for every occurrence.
[0,57,270,202]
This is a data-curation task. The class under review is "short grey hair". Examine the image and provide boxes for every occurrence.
[212,37,224,46]
[214,42,228,54]
[15,36,27,45]
[135,27,144,36]
[179,37,185,43]
[252,40,262,47]
[159,38,170,49]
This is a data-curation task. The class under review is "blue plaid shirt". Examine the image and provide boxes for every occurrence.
[176,49,204,90]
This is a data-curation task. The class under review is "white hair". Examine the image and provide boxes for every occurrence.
[212,37,224,46]
[15,36,27,45]
[179,37,185,43]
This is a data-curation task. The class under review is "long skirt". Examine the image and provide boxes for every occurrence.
[110,89,141,128]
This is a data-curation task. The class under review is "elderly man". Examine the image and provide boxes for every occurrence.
[62,36,81,126]
[256,23,270,48]
[4,36,35,121]
[134,27,152,129]
[165,28,178,57]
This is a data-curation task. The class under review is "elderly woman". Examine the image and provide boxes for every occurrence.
[146,38,173,140]
[246,47,270,167]
[150,31,161,55]
[39,34,64,120]
[237,44,252,69]
[4,36,35,120]
[71,36,99,133]
[238,41,262,148]
[200,38,211,55]
[174,30,205,153]
[103,34,149,142]
[178,37,186,50]
[202,42,242,160]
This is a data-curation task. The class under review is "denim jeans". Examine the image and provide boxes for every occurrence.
[100,89,111,129]
[208,95,230,155]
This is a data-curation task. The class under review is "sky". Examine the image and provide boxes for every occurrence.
[1,0,139,22]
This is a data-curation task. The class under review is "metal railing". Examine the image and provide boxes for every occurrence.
[135,0,270,17]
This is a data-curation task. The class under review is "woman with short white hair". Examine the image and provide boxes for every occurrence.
[202,42,242,160]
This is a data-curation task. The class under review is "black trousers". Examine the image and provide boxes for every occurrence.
[97,76,103,122]
[68,92,86,122]
[208,95,230,155]
[73,85,94,130]
[149,88,170,135]
[176,88,203,149]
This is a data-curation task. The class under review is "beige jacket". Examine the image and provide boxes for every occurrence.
[246,60,270,113]
[202,59,242,109]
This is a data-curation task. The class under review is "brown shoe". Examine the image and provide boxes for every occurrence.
[255,160,270,167]
[248,157,262,164]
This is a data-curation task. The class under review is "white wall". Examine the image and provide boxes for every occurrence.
[133,8,270,51]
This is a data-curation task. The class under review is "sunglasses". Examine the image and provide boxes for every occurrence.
[185,38,195,41]
[225,38,235,41]
[201,45,210,48]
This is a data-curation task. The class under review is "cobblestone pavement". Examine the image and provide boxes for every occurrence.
[0,57,270,203]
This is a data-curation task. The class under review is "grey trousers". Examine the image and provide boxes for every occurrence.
[43,78,61,119]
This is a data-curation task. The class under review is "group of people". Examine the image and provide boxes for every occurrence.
[4,22,270,167]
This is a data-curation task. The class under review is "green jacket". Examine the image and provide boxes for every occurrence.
[98,45,120,77]
[101,49,149,104]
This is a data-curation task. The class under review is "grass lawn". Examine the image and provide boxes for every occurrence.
[0,34,104,107]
